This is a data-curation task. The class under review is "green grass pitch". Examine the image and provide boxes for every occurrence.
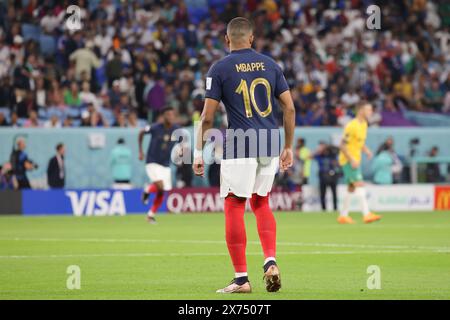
[0,211,449,300]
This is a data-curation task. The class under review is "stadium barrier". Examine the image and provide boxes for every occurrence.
[1,185,448,215]
[2,127,450,188]
[0,191,22,215]
[302,184,436,212]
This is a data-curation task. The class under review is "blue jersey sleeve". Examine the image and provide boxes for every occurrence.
[274,66,289,98]
[204,62,222,102]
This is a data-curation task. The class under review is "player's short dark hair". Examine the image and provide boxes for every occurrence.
[227,17,253,40]
[56,143,64,151]
[117,138,125,144]
[162,106,174,114]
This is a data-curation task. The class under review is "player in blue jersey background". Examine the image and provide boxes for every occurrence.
[139,107,180,223]
[193,17,296,294]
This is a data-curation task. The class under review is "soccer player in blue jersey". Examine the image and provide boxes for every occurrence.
[193,17,296,293]
[139,107,180,223]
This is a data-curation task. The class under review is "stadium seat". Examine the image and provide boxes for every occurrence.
[0,107,10,122]
[21,23,41,42]
[101,108,115,125]
[67,107,81,119]
[39,35,56,57]
[37,108,48,120]
[47,107,63,120]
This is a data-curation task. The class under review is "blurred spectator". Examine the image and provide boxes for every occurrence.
[109,138,132,189]
[146,77,166,122]
[23,110,40,127]
[296,138,311,184]
[0,111,9,126]
[69,41,101,81]
[44,114,62,128]
[80,81,99,110]
[376,137,403,183]
[0,1,448,129]
[64,82,82,108]
[0,162,15,190]
[425,146,444,182]
[128,111,138,128]
[47,143,65,189]
[312,142,339,211]
[112,112,127,128]
[424,80,445,111]
[372,144,394,185]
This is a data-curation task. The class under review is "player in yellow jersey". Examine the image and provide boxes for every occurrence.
[337,102,381,224]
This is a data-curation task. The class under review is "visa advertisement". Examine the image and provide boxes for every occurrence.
[21,187,301,215]
[18,185,448,215]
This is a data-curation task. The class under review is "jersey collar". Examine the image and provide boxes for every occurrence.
[230,48,254,54]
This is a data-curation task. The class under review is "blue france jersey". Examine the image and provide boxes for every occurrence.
[144,123,180,166]
[205,48,289,159]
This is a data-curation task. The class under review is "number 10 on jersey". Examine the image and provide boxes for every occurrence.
[235,78,273,118]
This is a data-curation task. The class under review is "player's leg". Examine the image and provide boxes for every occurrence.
[338,164,356,224]
[319,176,327,211]
[216,158,257,293]
[143,163,169,223]
[353,180,382,223]
[252,157,281,292]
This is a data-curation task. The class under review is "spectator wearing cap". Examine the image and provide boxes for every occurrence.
[109,138,132,189]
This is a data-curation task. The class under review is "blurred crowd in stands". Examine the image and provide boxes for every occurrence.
[0,0,450,129]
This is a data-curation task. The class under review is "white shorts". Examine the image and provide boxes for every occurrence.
[145,163,172,191]
[220,157,279,198]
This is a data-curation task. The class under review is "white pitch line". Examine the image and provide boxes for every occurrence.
[0,249,447,260]
[1,237,449,252]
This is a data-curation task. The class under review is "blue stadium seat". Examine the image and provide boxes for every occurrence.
[39,35,56,56]
[101,108,115,125]
[21,23,41,42]
[185,0,208,9]
[67,107,81,119]
[71,119,81,127]
[47,107,63,120]
[188,7,210,25]
[0,107,10,121]
[17,118,27,126]
[37,108,48,120]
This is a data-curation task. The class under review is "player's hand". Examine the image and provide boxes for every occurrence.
[139,151,144,161]
[193,156,204,177]
[350,159,359,169]
[279,148,294,172]
[366,149,373,160]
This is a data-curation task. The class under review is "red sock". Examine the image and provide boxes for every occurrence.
[224,194,247,273]
[147,184,158,194]
[250,194,276,259]
[151,192,164,213]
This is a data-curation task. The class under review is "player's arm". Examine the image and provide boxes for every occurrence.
[278,90,295,172]
[339,135,358,168]
[24,160,35,170]
[193,98,219,176]
[138,125,151,161]
[362,145,373,160]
